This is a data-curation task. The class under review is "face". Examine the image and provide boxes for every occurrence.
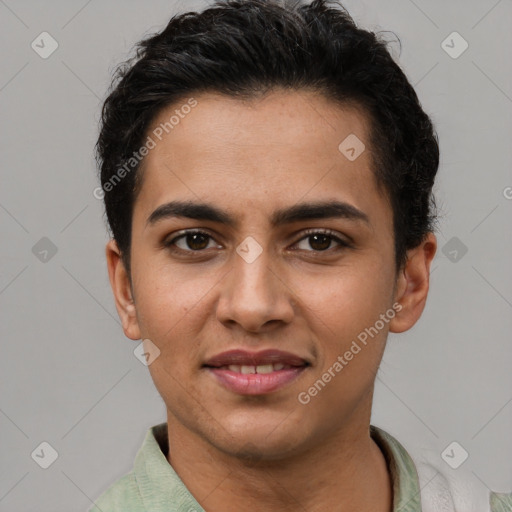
[107,90,436,460]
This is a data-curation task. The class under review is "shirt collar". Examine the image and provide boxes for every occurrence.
[370,424,422,511]
[134,422,204,511]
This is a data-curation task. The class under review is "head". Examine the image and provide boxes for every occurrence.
[99,0,438,459]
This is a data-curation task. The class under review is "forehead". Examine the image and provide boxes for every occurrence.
[133,90,388,226]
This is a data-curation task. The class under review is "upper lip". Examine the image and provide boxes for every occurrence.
[203,349,310,368]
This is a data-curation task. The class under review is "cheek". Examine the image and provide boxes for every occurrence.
[296,260,395,336]
[294,267,395,414]
[131,273,209,394]
[132,259,210,335]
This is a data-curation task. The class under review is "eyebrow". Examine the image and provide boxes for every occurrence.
[146,199,370,229]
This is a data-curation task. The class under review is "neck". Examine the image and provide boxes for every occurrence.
[164,413,393,512]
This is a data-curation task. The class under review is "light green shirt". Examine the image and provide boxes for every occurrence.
[89,423,511,511]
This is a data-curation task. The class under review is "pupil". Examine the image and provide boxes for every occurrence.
[188,233,208,250]
[310,234,330,251]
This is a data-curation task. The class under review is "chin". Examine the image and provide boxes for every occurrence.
[210,412,313,462]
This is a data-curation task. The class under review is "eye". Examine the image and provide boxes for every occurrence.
[164,229,220,252]
[163,228,351,256]
[293,229,351,252]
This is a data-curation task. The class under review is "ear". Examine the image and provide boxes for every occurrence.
[389,232,437,333]
[105,239,141,340]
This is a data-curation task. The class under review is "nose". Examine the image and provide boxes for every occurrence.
[215,243,295,333]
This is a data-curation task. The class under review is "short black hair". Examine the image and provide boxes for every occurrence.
[96,0,439,278]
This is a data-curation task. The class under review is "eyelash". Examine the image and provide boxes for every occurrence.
[162,228,352,256]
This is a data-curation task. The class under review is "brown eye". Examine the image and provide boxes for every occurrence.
[164,230,219,252]
[293,230,350,253]
[307,234,332,251]
[183,232,210,250]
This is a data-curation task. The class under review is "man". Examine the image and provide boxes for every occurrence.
[91,0,511,510]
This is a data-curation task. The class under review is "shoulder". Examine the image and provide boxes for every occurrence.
[410,449,512,512]
[371,425,511,512]
[88,471,143,512]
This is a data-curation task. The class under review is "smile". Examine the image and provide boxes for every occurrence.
[203,349,310,395]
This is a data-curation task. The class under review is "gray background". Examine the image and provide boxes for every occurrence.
[1,0,511,510]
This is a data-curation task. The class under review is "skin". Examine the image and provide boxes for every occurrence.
[106,89,437,512]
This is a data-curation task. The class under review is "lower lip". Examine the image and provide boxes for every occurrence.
[206,367,306,395]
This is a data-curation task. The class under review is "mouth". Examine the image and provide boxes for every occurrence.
[214,362,297,374]
[203,349,310,395]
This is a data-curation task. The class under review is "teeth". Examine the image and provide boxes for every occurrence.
[226,363,289,374]
[256,364,274,374]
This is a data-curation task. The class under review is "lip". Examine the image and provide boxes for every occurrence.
[203,349,310,396]
[203,349,309,367]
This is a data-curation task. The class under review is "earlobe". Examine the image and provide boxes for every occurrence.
[105,239,141,341]
[389,233,437,334]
